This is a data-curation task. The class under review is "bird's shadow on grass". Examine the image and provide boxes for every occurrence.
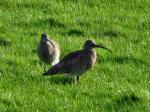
[106,93,141,111]
[92,29,126,39]
[67,29,85,36]
[99,56,149,67]
[103,30,126,38]
[61,29,85,37]
[49,76,75,85]
[13,17,66,29]
[0,38,11,47]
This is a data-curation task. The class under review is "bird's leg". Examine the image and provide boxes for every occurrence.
[74,76,80,84]
[44,67,46,73]
[76,76,80,82]
[43,64,47,72]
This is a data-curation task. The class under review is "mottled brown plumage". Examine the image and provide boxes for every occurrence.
[43,40,111,82]
[37,34,60,70]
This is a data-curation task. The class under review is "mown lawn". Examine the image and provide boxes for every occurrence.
[0,0,150,111]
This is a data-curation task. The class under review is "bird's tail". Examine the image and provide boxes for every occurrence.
[43,64,60,76]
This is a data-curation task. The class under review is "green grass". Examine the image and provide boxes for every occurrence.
[0,0,150,111]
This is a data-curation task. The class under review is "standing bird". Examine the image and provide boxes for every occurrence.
[43,40,111,83]
[37,33,60,71]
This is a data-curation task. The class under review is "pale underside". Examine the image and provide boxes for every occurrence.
[37,40,60,66]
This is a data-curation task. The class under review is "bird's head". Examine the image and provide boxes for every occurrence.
[40,33,49,42]
[83,40,111,52]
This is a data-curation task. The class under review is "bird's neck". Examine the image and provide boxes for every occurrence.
[40,40,47,44]
[83,48,96,55]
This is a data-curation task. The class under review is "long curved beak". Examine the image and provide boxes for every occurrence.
[94,44,112,53]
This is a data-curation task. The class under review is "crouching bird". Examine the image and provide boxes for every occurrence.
[43,40,111,83]
[37,33,60,71]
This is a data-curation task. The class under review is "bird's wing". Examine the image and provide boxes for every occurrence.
[59,50,83,63]
[46,40,54,48]
[59,50,89,73]
[43,50,84,75]
[47,39,59,49]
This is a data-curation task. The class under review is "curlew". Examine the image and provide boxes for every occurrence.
[37,33,60,71]
[43,40,111,83]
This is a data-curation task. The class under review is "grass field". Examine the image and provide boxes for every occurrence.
[0,0,150,111]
